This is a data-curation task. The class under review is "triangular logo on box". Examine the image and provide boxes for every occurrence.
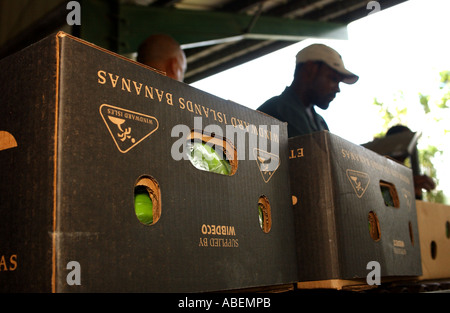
[253,148,280,183]
[346,169,370,198]
[100,104,159,153]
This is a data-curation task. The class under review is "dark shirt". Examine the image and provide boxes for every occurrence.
[257,86,329,138]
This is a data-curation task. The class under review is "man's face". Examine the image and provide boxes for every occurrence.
[310,62,344,110]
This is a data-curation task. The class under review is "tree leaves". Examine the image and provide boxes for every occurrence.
[371,70,450,203]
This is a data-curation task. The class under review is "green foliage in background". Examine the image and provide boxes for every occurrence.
[372,71,450,203]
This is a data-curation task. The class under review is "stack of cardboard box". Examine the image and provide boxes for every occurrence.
[0,32,298,292]
[289,131,423,290]
[1,32,448,293]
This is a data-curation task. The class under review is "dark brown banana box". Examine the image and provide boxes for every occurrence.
[288,131,422,289]
[0,32,298,292]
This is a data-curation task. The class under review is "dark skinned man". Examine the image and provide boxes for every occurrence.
[258,44,358,137]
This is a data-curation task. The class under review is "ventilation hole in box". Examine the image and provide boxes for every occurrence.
[292,195,298,206]
[408,221,414,246]
[446,221,450,239]
[258,196,272,233]
[186,130,237,176]
[431,241,437,260]
[134,176,161,226]
[368,211,381,242]
[379,181,400,208]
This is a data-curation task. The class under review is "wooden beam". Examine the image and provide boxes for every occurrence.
[116,5,348,53]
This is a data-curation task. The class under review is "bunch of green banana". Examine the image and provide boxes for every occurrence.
[187,141,231,175]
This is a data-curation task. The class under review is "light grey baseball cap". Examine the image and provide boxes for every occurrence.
[296,44,359,84]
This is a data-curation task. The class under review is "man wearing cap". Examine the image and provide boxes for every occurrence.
[258,44,358,137]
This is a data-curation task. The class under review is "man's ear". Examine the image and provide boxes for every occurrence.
[167,57,181,81]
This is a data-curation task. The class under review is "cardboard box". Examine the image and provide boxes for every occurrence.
[416,200,450,280]
[289,131,422,288]
[0,32,298,292]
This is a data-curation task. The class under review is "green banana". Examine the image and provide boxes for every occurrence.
[258,204,264,229]
[188,141,231,175]
[134,185,153,225]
